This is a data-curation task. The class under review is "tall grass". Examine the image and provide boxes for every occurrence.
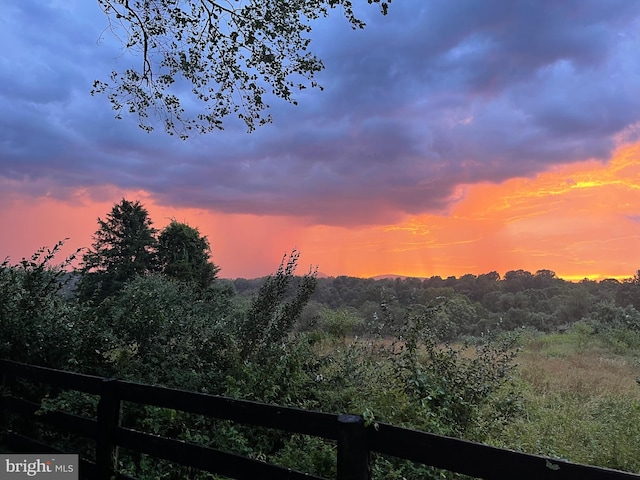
[486,327,640,473]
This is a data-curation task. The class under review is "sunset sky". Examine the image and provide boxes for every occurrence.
[2,0,640,281]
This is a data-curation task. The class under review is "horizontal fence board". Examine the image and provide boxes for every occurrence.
[0,394,38,415]
[1,395,97,439]
[0,360,103,395]
[369,422,640,480]
[115,426,328,480]
[117,380,340,440]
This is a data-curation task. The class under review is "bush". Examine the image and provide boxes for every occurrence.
[0,242,85,369]
[98,274,235,391]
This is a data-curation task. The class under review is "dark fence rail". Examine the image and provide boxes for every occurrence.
[1,359,639,480]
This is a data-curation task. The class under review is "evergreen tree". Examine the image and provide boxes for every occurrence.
[79,199,158,302]
[157,220,220,289]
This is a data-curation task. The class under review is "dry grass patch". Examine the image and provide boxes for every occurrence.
[519,348,639,397]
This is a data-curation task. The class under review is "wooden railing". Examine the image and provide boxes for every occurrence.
[1,359,639,480]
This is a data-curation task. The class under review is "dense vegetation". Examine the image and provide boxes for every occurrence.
[1,199,639,478]
[234,269,640,340]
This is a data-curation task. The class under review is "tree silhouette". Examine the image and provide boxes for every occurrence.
[93,0,390,137]
[157,220,220,289]
[80,199,158,302]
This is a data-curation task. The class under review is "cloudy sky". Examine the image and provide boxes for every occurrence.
[2,0,640,280]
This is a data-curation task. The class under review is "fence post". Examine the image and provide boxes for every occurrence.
[96,378,120,480]
[337,414,370,480]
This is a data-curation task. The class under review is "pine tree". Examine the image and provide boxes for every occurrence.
[79,199,158,302]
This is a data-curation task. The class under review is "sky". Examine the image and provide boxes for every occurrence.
[1,0,640,281]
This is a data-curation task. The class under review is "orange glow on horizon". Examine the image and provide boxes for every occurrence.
[1,142,639,281]
[300,142,640,281]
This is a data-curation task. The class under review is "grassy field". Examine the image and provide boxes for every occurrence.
[486,329,640,473]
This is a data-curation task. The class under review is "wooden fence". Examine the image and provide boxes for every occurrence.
[1,359,639,480]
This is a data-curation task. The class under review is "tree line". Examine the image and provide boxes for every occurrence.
[232,268,640,342]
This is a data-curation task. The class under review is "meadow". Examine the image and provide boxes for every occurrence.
[485,328,640,473]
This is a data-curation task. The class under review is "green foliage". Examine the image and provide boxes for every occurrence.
[237,250,317,359]
[225,334,318,406]
[319,307,363,340]
[579,301,640,353]
[430,294,479,340]
[94,0,391,137]
[80,199,158,303]
[391,305,520,437]
[0,241,85,369]
[158,220,220,288]
[272,435,336,478]
[99,274,234,390]
[307,270,629,336]
[615,270,640,310]
[79,200,223,304]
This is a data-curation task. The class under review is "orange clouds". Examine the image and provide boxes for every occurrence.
[1,143,639,280]
[308,141,640,280]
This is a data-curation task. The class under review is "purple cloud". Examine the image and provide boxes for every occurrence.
[1,0,640,224]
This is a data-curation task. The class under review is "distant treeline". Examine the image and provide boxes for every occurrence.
[234,270,640,339]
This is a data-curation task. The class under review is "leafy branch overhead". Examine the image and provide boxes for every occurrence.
[93,0,391,138]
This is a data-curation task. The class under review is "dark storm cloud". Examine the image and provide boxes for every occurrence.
[2,0,640,224]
